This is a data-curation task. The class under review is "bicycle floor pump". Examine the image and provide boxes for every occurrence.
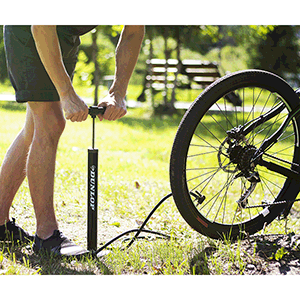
[87,106,105,251]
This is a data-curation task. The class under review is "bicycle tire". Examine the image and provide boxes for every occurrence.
[170,69,300,240]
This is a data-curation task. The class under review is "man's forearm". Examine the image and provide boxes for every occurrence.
[31,25,73,97]
[109,25,145,98]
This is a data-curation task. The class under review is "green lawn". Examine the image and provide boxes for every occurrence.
[0,102,198,275]
[0,101,299,275]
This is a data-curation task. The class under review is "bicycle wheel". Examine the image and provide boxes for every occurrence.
[170,70,300,239]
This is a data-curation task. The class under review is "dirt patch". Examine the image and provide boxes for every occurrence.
[240,233,300,275]
[191,233,300,275]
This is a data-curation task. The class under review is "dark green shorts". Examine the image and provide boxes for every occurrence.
[4,26,81,103]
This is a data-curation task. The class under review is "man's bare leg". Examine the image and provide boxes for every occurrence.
[26,101,66,240]
[0,104,34,225]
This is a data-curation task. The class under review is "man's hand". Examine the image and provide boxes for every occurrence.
[96,26,143,122]
[97,92,127,121]
[60,88,89,122]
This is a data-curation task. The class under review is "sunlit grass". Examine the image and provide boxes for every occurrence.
[1,101,300,275]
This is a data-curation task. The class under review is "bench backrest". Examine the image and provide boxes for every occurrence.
[146,58,221,87]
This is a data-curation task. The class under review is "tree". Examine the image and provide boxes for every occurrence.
[139,25,222,113]
[245,25,300,85]
[73,26,122,103]
[91,29,100,105]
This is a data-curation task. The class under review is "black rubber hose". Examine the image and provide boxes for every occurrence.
[94,192,173,255]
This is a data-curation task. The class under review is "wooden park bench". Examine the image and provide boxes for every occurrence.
[138,58,242,108]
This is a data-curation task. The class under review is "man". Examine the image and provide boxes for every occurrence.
[0,25,145,256]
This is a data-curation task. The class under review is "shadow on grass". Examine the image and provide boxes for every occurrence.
[0,242,113,275]
[188,246,217,275]
[0,101,26,112]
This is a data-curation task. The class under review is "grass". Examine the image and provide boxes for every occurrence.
[0,100,300,277]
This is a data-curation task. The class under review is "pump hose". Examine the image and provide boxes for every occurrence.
[94,192,173,256]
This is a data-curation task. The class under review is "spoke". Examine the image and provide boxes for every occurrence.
[190,144,212,148]
[187,169,217,183]
[213,171,233,222]
[187,149,219,158]
[207,107,231,134]
[246,91,274,144]
[198,173,235,213]
[186,167,218,171]
[188,166,222,193]
[194,131,221,153]
[212,102,235,130]
[259,173,282,192]
[197,122,224,146]
[244,88,263,125]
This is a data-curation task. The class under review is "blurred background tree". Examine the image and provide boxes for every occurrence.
[245,25,300,85]
[1,25,300,108]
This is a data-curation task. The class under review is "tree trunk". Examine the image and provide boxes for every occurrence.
[149,32,154,108]
[170,27,181,107]
[163,28,169,107]
[92,30,100,106]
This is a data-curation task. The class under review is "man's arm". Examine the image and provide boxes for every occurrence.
[31,25,88,122]
[97,25,145,121]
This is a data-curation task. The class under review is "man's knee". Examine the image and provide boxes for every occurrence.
[45,117,66,143]
[22,106,35,146]
[28,102,66,140]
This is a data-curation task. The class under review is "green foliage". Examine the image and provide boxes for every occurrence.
[269,246,289,261]
[246,26,300,84]
[72,50,95,88]
[1,25,300,92]
[73,26,117,90]
[145,25,222,56]
[0,26,8,83]
[248,25,275,38]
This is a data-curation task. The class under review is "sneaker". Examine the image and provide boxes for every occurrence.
[33,230,89,257]
[0,218,34,243]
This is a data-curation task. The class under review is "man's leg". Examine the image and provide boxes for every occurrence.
[28,101,89,257]
[26,101,65,240]
[0,104,34,225]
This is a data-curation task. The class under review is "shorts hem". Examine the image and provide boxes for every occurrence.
[16,90,60,102]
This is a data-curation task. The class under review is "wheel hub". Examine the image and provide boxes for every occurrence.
[237,145,257,174]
